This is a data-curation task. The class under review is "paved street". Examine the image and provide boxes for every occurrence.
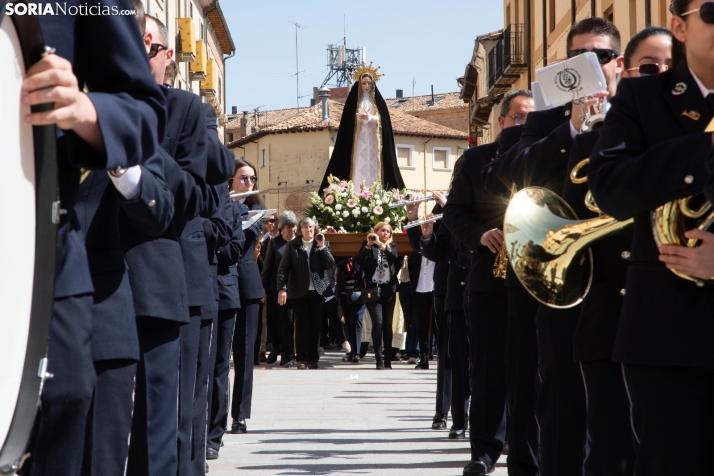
[209,350,507,475]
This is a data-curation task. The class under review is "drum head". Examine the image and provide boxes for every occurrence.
[0,6,57,473]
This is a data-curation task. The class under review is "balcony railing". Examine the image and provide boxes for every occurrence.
[488,24,527,92]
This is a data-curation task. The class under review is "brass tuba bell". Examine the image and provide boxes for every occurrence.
[503,159,633,308]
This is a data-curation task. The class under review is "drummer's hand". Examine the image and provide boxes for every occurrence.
[22,53,103,151]
[421,214,435,238]
[480,228,504,254]
[278,290,287,306]
[659,229,714,280]
[432,191,447,207]
[405,202,419,221]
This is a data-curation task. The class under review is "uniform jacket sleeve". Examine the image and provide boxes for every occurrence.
[443,158,490,251]
[217,201,244,265]
[203,103,235,185]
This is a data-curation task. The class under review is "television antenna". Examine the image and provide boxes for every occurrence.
[288,21,303,108]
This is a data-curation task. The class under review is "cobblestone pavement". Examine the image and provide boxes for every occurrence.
[209,350,508,475]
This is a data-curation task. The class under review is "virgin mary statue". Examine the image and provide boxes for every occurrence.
[320,63,405,191]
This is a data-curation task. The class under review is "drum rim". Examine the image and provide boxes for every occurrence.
[0,4,58,472]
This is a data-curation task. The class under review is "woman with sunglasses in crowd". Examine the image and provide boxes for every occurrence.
[229,159,266,434]
[588,1,714,473]
[355,222,399,369]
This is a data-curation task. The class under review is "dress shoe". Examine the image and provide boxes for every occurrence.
[375,350,384,369]
[448,425,466,439]
[431,412,447,430]
[258,352,267,363]
[384,359,392,369]
[351,355,361,363]
[502,440,509,455]
[206,447,219,460]
[407,356,418,365]
[283,359,296,368]
[308,361,318,369]
[266,351,279,364]
[230,418,247,434]
[415,354,429,370]
[342,354,353,362]
[463,460,494,475]
[297,362,308,370]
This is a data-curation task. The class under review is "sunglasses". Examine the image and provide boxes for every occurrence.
[626,62,670,76]
[681,2,714,23]
[148,43,168,59]
[239,175,258,185]
[567,48,620,65]
[266,219,276,223]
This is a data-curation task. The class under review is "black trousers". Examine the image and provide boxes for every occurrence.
[293,290,324,362]
[447,309,469,428]
[505,287,540,476]
[323,297,346,344]
[231,299,260,419]
[275,291,295,363]
[365,287,396,355]
[82,359,137,476]
[27,294,96,476]
[622,363,714,475]
[265,289,282,354]
[413,291,433,354]
[434,295,452,416]
[127,317,180,476]
[398,282,419,358]
[207,309,237,451]
[467,292,508,466]
[341,295,365,359]
[177,307,201,476]
[580,359,636,476]
[190,313,215,475]
[535,305,587,476]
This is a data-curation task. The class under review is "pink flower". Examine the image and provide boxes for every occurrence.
[339,181,348,190]
[373,206,384,215]
[363,191,373,199]
[393,193,402,202]
[324,195,335,205]
[347,199,357,208]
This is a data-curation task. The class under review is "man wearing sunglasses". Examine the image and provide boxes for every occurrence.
[488,17,624,476]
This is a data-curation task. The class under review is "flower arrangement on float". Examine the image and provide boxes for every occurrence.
[304,175,408,233]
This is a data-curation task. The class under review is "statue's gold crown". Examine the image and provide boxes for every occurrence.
[352,61,384,83]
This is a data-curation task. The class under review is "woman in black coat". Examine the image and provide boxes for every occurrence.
[277,217,335,369]
[229,159,265,434]
[260,211,299,367]
[355,222,399,369]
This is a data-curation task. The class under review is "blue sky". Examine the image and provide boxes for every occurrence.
[221,1,503,112]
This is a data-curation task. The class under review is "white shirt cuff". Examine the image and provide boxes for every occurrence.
[109,165,142,200]
[569,120,578,139]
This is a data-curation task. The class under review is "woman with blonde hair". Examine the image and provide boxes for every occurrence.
[355,222,399,369]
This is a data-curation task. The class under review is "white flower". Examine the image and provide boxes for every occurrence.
[385,217,391,223]
[341,192,348,197]
[352,208,360,216]
[361,206,369,213]
[375,199,382,206]
[335,204,342,211]
[342,210,349,218]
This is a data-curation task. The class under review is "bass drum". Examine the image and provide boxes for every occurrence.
[0,4,58,473]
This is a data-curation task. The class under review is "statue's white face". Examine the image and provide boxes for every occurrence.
[360,76,372,92]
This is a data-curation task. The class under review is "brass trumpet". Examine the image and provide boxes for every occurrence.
[503,160,633,308]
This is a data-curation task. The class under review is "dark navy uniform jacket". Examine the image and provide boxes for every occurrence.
[37,0,166,300]
[406,204,447,297]
[445,127,522,294]
[76,153,173,361]
[413,219,470,312]
[589,61,714,369]
[216,192,244,312]
[202,183,232,316]
[236,202,266,301]
[561,131,632,362]
[202,103,236,185]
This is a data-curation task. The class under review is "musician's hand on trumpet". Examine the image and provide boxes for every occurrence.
[658,229,714,281]
[420,214,436,239]
[480,228,504,254]
[570,91,609,132]
[22,53,104,151]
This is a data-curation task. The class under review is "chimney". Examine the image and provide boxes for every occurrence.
[231,106,238,115]
[319,85,330,121]
[310,98,316,106]
[396,89,403,98]
[240,111,249,138]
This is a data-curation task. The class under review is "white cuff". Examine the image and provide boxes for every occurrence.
[109,165,142,200]
[569,120,578,139]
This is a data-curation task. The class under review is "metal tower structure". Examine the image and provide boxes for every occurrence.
[320,41,365,88]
